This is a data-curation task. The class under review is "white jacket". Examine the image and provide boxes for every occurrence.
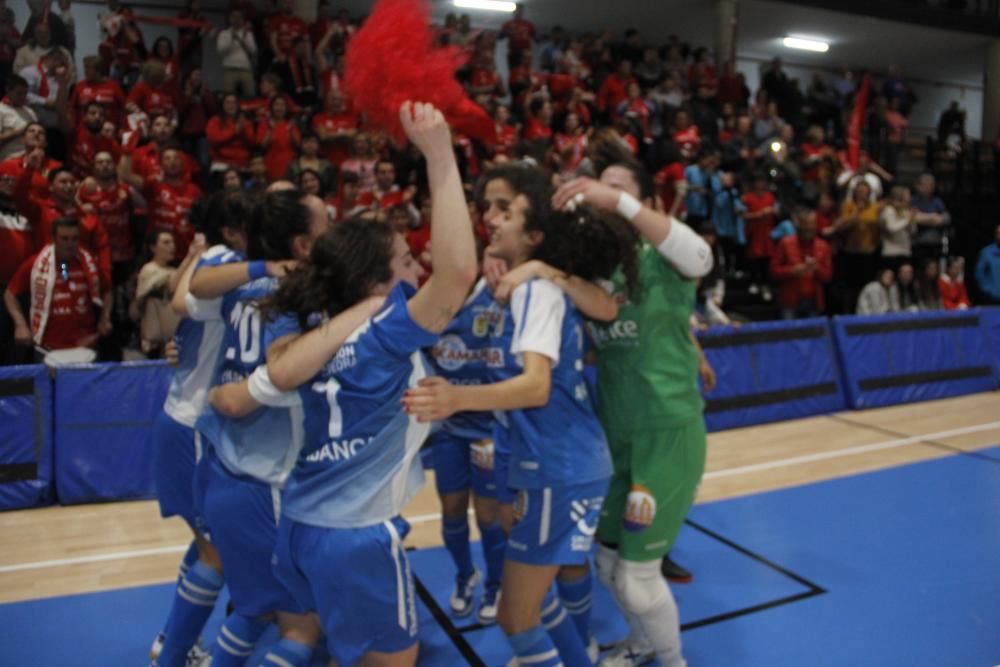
[216,28,257,70]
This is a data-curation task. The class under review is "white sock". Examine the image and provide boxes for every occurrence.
[614,559,685,667]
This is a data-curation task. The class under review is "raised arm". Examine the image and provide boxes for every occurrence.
[553,177,713,279]
[402,102,479,332]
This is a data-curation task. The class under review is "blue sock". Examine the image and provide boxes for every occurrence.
[177,542,199,584]
[558,572,593,644]
[478,521,506,587]
[156,559,223,667]
[508,625,562,667]
[212,613,268,667]
[542,589,593,666]
[261,638,312,667]
[442,514,475,580]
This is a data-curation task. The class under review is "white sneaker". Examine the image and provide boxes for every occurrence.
[450,568,481,617]
[599,643,656,667]
[476,583,500,625]
[185,643,211,667]
[587,635,600,663]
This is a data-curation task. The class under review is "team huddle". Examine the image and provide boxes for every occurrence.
[148,101,713,667]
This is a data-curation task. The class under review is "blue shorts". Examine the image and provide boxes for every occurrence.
[506,478,609,566]
[431,431,496,498]
[151,410,200,528]
[273,516,418,666]
[493,423,516,505]
[195,447,304,617]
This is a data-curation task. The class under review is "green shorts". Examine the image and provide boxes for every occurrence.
[596,418,707,562]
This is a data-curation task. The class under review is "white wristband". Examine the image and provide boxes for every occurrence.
[616,191,642,221]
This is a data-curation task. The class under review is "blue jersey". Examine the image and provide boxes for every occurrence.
[502,279,612,490]
[191,275,303,486]
[162,245,243,428]
[283,283,439,529]
[426,279,506,441]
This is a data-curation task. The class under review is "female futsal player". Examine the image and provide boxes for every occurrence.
[403,167,638,667]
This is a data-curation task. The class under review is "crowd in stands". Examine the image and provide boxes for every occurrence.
[2,0,1000,366]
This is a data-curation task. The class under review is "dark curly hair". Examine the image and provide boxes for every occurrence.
[478,163,553,228]
[191,190,254,247]
[246,189,314,261]
[262,217,396,328]
[529,206,640,297]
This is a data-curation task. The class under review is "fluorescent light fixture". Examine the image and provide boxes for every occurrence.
[783,36,829,52]
[454,0,516,11]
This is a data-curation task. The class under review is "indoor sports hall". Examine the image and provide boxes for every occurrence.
[3,0,1000,666]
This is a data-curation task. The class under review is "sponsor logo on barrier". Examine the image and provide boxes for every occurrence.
[623,485,657,533]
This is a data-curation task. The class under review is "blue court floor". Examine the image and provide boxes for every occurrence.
[2,446,998,667]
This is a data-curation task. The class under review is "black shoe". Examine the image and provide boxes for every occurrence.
[661,553,692,583]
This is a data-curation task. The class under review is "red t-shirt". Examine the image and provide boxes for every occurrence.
[800,142,828,183]
[258,120,300,181]
[268,15,308,55]
[597,74,633,114]
[494,124,518,157]
[70,126,123,179]
[673,125,702,156]
[8,255,99,349]
[206,116,256,168]
[501,18,535,52]
[78,182,134,263]
[126,80,177,119]
[71,79,127,128]
[3,155,62,202]
[355,186,408,212]
[470,68,501,96]
[312,112,356,167]
[655,162,686,214]
[146,180,201,257]
[0,209,34,284]
[741,190,777,259]
[523,117,552,142]
[131,143,199,186]
[31,204,112,285]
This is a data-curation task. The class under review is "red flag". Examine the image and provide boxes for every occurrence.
[847,73,871,171]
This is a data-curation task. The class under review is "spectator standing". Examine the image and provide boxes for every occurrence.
[15,22,75,84]
[832,180,881,309]
[770,204,833,319]
[70,56,125,130]
[499,3,536,69]
[216,7,258,99]
[126,60,178,124]
[176,68,217,169]
[256,95,299,182]
[910,173,950,267]
[883,97,908,177]
[597,60,634,119]
[856,268,900,315]
[939,257,970,310]
[131,229,180,356]
[0,76,37,161]
[879,185,914,272]
[205,92,255,181]
[21,0,74,52]
[268,0,309,63]
[741,172,778,299]
[312,91,356,169]
[975,225,1000,304]
[20,48,72,161]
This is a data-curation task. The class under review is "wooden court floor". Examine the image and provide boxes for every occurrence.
[1,392,997,605]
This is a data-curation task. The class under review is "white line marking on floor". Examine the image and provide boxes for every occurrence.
[3,420,999,573]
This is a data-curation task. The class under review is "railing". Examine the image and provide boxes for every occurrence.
[772,0,1000,36]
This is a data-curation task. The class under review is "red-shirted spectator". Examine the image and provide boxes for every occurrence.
[553,112,588,180]
[312,91,357,168]
[492,105,519,159]
[1,122,60,201]
[617,81,654,139]
[71,56,126,129]
[149,37,181,99]
[139,147,201,258]
[770,205,832,319]
[500,4,535,65]
[14,158,112,284]
[354,159,418,220]
[654,154,687,218]
[5,216,112,353]
[597,61,634,117]
[325,170,359,223]
[0,160,33,286]
[939,257,971,310]
[98,5,145,89]
[742,173,778,298]
[717,61,749,109]
[273,36,320,109]
[65,102,122,178]
[268,0,309,61]
[257,96,300,182]
[523,98,553,144]
[240,73,299,125]
[672,109,702,161]
[78,151,135,272]
[799,125,831,198]
[206,93,256,173]
[468,52,505,105]
[176,68,217,165]
[126,60,178,123]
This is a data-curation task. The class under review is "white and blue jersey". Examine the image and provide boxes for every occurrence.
[162,245,243,428]
[282,282,439,529]
[191,275,303,486]
[427,278,506,441]
[502,278,612,490]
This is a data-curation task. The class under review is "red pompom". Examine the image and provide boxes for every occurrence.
[343,0,494,145]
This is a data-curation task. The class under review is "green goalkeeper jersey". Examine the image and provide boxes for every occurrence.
[590,242,703,432]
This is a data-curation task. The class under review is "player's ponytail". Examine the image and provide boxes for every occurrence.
[263,217,396,328]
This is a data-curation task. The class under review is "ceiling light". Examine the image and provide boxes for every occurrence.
[782,37,829,53]
[454,0,517,11]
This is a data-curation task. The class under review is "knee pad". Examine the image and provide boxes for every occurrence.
[595,543,618,591]
[614,559,669,616]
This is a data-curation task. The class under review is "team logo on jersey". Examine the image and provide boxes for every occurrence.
[470,438,494,472]
[623,485,657,532]
[512,489,529,524]
[472,313,490,338]
[569,496,604,552]
[588,319,640,346]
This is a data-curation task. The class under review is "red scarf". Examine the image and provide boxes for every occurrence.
[29,244,103,346]
[37,62,49,99]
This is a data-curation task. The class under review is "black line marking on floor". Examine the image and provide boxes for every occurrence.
[827,414,1000,465]
[413,573,486,666]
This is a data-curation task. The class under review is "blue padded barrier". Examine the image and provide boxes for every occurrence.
[0,364,54,510]
[831,309,998,410]
[696,318,846,431]
[981,307,1000,382]
[53,361,171,504]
